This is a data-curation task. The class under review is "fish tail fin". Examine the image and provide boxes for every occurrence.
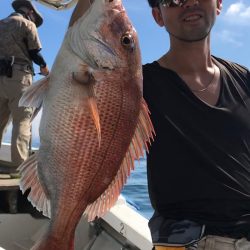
[84,98,155,221]
[18,153,51,218]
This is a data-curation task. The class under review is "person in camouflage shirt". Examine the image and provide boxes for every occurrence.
[0,0,49,167]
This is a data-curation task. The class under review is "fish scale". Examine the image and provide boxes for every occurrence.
[43,77,127,208]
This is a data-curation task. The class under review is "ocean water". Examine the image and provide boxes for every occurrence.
[122,157,154,220]
[3,127,154,220]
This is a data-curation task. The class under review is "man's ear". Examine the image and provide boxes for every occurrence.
[217,0,222,15]
[152,7,165,27]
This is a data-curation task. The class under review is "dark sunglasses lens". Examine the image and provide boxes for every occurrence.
[159,0,187,7]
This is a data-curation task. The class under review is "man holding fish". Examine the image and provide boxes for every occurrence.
[18,0,154,249]
[144,0,250,249]
[16,0,250,249]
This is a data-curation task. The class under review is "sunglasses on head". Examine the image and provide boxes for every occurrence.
[158,0,188,7]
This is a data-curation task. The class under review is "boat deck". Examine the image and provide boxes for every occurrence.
[0,145,23,215]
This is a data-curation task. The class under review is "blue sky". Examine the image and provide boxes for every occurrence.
[1,0,250,142]
[1,0,250,69]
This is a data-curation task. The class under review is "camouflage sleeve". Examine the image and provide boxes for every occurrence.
[25,21,42,51]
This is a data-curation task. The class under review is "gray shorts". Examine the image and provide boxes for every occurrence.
[194,235,250,250]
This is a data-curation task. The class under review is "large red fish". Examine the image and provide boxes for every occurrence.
[18,0,154,249]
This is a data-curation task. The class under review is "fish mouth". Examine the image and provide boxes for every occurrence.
[104,0,124,11]
[90,0,125,17]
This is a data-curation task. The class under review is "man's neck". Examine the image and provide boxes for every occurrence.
[158,39,213,74]
[12,11,27,20]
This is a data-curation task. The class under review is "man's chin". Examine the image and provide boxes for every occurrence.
[169,30,211,43]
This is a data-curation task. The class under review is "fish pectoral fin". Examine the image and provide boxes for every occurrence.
[19,76,50,108]
[72,67,101,146]
[87,84,101,147]
[18,153,51,218]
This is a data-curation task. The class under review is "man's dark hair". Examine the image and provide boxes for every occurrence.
[148,0,159,8]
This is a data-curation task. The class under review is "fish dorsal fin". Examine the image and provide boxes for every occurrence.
[84,99,155,221]
[19,76,50,109]
[18,153,51,218]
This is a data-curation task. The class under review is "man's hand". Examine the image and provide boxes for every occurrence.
[40,65,49,76]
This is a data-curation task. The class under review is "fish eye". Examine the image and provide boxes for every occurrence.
[121,33,134,49]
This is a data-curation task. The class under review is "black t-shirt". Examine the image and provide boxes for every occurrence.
[143,57,250,238]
